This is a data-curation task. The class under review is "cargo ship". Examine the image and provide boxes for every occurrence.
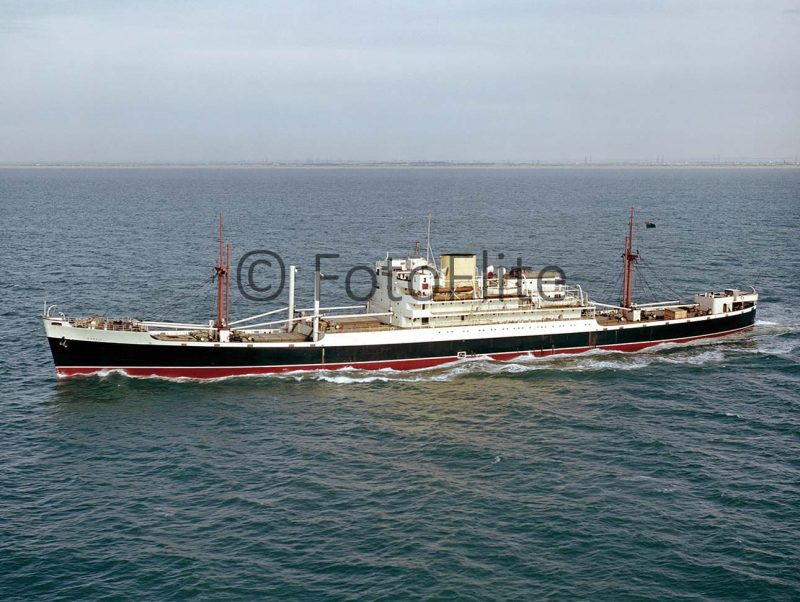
[43,210,757,379]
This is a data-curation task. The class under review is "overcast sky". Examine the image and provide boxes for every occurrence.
[1,0,798,163]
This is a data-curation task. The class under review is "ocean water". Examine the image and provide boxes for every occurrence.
[1,167,799,600]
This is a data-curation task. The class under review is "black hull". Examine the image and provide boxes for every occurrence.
[49,309,756,378]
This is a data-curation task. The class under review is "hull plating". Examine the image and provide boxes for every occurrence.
[49,309,756,379]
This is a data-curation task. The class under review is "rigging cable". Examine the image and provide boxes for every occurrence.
[597,266,623,306]
[152,274,216,322]
[633,262,659,303]
[637,256,685,302]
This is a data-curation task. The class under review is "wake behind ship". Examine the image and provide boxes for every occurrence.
[43,210,757,379]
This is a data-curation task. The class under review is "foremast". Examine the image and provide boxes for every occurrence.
[213,213,231,330]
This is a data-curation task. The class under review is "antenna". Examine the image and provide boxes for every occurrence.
[426,214,432,263]
[425,213,437,269]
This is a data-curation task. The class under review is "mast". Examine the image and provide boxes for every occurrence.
[287,265,297,332]
[225,241,231,327]
[214,213,230,329]
[621,206,640,308]
[312,268,320,342]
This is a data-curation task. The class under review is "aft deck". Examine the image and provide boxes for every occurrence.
[595,306,703,326]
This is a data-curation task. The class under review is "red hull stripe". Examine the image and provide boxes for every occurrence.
[56,324,753,379]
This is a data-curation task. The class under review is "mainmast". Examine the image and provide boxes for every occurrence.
[214,213,231,329]
[621,206,640,308]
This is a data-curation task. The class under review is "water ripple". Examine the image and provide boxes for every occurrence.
[2,168,799,600]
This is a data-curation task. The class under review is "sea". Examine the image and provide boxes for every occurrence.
[1,166,798,600]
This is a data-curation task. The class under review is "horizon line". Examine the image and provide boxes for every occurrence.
[2,159,800,168]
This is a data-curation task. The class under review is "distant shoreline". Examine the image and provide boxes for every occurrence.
[1,162,799,169]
